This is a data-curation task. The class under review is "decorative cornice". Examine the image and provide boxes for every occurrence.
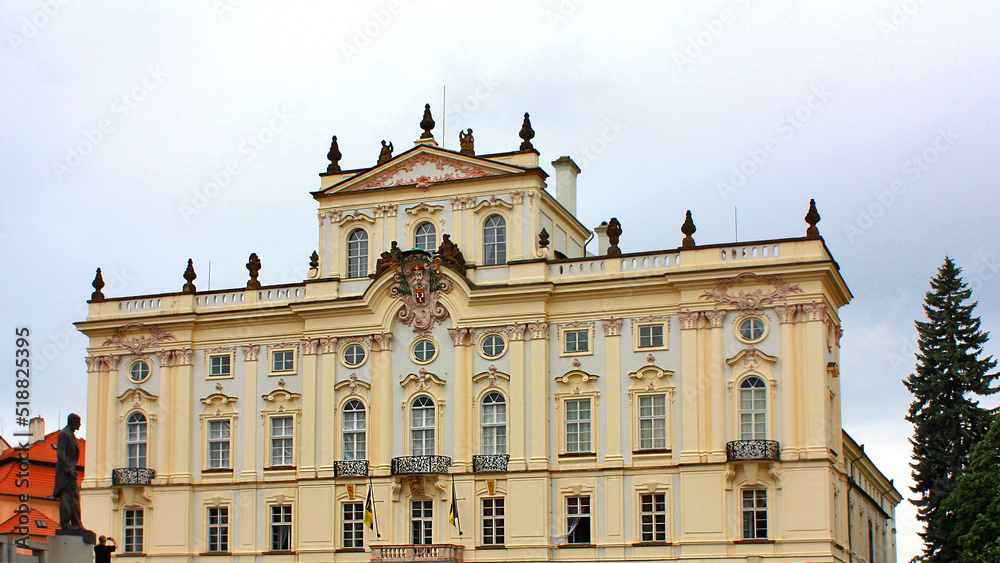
[200,393,239,407]
[554,370,600,385]
[699,272,802,313]
[104,322,175,355]
[405,203,444,216]
[359,154,495,191]
[558,321,594,328]
[400,368,445,391]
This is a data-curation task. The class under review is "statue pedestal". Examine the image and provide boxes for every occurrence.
[49,534,94,562]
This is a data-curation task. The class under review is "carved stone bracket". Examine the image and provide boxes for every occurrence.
[372,333,394,352]
[174,349,193,366]
[801,301,827,322]
[242,345,260,361]
[450,196,476,210]
[448,328,472,346]
[703,310,727,328]
[374,204,398,218]
[699,272,802,314]
[504,323,527,341]
[601,318,623,337]
[85,356,103,372]
[678,311,703,330]
[774,304,798,324]
[320,337,339,355]
[527,322,549,340]
[155,350,173,368]
[300,339,319,355]
[510,191,524,204]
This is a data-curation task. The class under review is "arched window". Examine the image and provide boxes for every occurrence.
[343,400,366,461]
[126,412,148,468]
[483,215,507,265]
[414,222,436,251]
[739,376,767,440]
[411,396,435,456]
[481,392,507,455]
[347,229,369,278]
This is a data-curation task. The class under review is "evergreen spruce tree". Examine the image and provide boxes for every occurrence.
[905,257,997,563]
[938,413,1000,563]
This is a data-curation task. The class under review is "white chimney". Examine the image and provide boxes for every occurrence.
[29,416,45,444]
[594,221,610,255]
[551,156,581,216]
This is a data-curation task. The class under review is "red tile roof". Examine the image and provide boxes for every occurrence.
[0,507,58,537]
[0,431,85,499]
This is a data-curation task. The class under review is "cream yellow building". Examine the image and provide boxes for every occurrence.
[76,108,900,562]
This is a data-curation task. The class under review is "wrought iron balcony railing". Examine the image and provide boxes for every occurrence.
[112,467,156,486]
[472,454,509,473]
[390,455,452,476]
[726,440,780,462]
[370,544,463,563]
[335,459,370,477]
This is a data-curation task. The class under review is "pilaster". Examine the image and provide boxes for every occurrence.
[240,344,260,481]
[299,338,319,477]
[775,304,799,459]
[705,310,727,461]
[318,337,338,475]
[601,318,623,466]
[83,356,101,487]
[371,335,393,475]
[104,356,121,481]
[527,322,549,470]
[678,311,701,464]
[172,348,194,483]
[506,324,527,471]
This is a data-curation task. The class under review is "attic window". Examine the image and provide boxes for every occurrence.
[36,521,47,528]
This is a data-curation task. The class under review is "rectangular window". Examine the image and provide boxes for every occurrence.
[564,329,590,354]
[637,324,664,348]
[565,399,592,453]
[208,353,231,377]
[343,407,366,461]
[482,498,505,546]
[741,489,767,540]
[207,507,229,552]
[271,505,292,551]
[640,493,667,543]
[124,508,144,553]
[566,496,591,544]
[270,416,294,467]
[271,350,295,373]
[638,394,667,450]
[343,502,364,549]
[411,500,433,545]
[208,420,231,469]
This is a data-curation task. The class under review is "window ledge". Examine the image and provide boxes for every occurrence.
[559,543,595,548]
[264,466,297,472]
[558,452,596,458]
[632,449,672,455]
[631,541,672,547]
[263,550,296,555]
[202,468,233,474]
[199,552,232,556]
[335,548,366,553]
[734,539,773,544]
[475,545,507,550]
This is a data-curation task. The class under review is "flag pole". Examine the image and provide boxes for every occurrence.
[369,475,381,538]
[451,473,463,536]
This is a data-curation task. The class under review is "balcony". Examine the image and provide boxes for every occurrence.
[112,467,156,486]
[726,440,780,462]
[335,459,370,478]
[472,454,509,473]
[371,544,463,563]
[391,456,452,476]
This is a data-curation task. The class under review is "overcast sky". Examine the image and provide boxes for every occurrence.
[3,1,999,559]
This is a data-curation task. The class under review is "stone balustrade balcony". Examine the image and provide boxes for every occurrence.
[371,544,463,563]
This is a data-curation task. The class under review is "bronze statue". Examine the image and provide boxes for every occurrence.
[459,129,475,155]
[378,140,394,165]
[54,413,94,542]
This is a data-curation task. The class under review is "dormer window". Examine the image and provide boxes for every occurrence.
[347,229,369,278]
[414,222,436,251]
[483,215,507,266]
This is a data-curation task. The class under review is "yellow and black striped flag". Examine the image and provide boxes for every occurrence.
[364,485,375,530]
[448,479,461,534]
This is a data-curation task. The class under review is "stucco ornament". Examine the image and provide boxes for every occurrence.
[699,272,802,313]
[104,322,176,355]
[389,251,452,334]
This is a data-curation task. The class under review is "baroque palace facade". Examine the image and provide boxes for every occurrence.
[76,108,900,562]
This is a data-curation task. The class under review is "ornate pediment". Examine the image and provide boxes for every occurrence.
[118,387,158,409]
[400,369,445,392]
[334,149,516,193]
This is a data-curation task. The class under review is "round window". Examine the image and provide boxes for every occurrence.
[480,334,507,359]
[412,339,437,364]
[342,343,368,367]
[128,360,150,382]
[738,317,767,343]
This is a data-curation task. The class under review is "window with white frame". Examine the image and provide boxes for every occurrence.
[741,489,767,540]
[639,493,667,542]
[208,353,231,378]
[124,508,144,553]
[411,500,433,545]
[564,329,590,354]
[271,505,292,551]
[482,497,505,546]
[411,396,435,456]
[270,416,294,467]
[566,496,591,544]
[126,412,147,469]
[480,334,506,359]
[271,349,295,373]
[342,399,366,461]
[208,419,231,469]
[483,215,507,265]
[347,229,369,278]
[637,323,665,349]
[565,398,592,453]
[342,343,367,368]
[207,506,229,552]
[739,376,767,440]
[638,394,667,450]
[414,222,437,251]
[343,502,364,549]
[481,392,507,455]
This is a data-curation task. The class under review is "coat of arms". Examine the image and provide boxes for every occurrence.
[388,251,452,334]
